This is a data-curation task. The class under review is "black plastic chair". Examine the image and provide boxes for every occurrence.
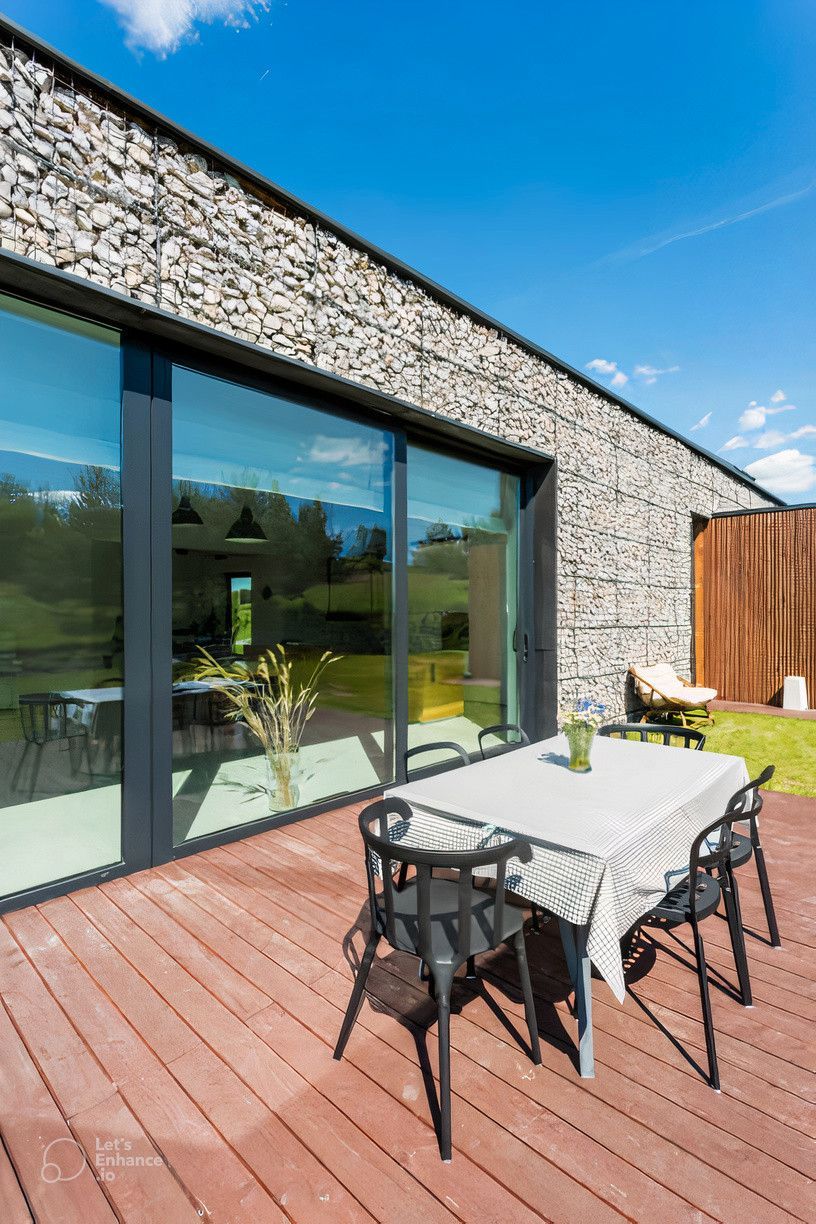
[474,723,550,932]
[644,769,772,1089]
[404,740,470,780]
[334,797,541,1161]
[700,763,780,948]
[405,733,546,932]
[602,725,780,947]
[599,722,706,750]
[478,722,531,759]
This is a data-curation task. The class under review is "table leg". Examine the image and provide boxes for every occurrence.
[558,918,595,1078]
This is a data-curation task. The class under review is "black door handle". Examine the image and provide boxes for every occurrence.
[513,628,530,661]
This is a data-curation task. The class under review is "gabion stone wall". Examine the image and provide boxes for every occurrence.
[0,33,775,715]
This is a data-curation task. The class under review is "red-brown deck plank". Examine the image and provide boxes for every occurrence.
[69,1091,202,1222]
[0,791,813,1222]
[0,921,116,1119]
[0,1134,33,1224]
[178,842,816,1182]
[0,1002,115,1222]
[161,856,725,1219]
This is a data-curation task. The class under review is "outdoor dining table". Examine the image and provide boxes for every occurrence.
[386,732,749,1077]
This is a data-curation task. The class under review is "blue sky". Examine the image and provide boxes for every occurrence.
[5,1,816,500]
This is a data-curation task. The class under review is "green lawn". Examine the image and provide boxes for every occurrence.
[705,711,816,797]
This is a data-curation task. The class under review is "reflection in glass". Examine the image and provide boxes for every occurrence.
[407,446,519,755]
[0,294,123,898]
[171,367,393,843]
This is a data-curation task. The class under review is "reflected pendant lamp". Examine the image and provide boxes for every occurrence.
[226,505,267,543]
[172,494,203,526]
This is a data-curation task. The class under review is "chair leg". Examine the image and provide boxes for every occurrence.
[84,732,94,779]
[691,919,719,1090]
[754,842,781,947]
[465,955,476,980]
[11,740,32,792]
[514,929,542,1064]
[721,867,752,1006]
[436,988,453,1162]
[333,932,380,1061]
[28,743,44,801]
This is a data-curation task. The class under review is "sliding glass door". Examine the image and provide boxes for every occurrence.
[170,366,394,843]
[406,446,520,755]
[0,294,123,899]
[165,366,525,841]
[0,288,533,904]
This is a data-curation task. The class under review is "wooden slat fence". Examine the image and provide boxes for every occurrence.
[697,507,816,704]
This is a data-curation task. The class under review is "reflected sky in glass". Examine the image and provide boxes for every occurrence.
[0,294,120,494]
[173,366,389,512]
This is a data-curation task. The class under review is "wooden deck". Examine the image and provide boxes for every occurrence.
[0,791,814,1223]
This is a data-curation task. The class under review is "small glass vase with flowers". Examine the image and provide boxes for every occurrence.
[560,697,607,772]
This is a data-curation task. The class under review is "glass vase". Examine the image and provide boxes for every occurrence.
[265,750,301,812]
[564,722,595,773]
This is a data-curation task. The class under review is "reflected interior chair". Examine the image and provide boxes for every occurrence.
[171,690,198,757]
[404,740,470,781]
[89,678,124,774]
[334,797,541,1161]
[629,662,717,727]
[643,773,770,1089]
[599,722,706,750]
[193,688,233,750]
[12,693,92,800]
[478,722,531,759]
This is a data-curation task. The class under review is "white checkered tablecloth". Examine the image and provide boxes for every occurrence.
[385,735,749,1001]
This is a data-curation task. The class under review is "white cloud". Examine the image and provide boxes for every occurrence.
[604,181,815,264]
[585,357,629,387]
[753,429,788,450]
[770,389,786,403]
[738,406,766,431]
[745,449,816,495]
[691,412,712,432]
[307,435,387,468]
[631,359,685,384]
[585,357,674,389]
[738,402,796,431]
[720,435,748,452]
[100,0,268,56]
[753,424,816,449]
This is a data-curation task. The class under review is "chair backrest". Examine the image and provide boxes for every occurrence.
[359,797,532,967]
[18,694,67,745]
[404,740,470,781]
[687,765,775,916]
[478,723,530,759]
[599,722,705,750]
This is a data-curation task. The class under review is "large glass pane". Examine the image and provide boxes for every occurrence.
[0,294,122,898]
[171,367,393,843]
[407,445,519,755]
